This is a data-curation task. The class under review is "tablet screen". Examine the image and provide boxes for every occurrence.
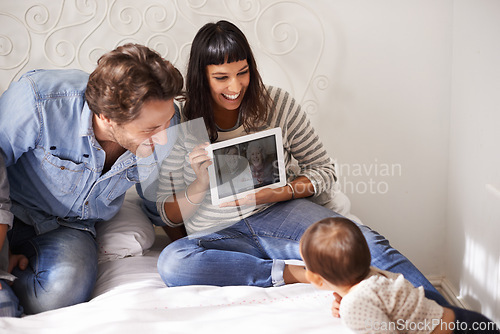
[207,128,286,205]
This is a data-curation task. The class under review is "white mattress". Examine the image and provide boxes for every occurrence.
[1,232,353,334]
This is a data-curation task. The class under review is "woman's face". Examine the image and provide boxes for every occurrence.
[206,59,250,113]
[249,149,263,166]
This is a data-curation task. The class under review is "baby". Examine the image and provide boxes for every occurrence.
[300,217,499,334]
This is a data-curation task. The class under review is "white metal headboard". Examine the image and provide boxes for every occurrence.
[0,0,331,122]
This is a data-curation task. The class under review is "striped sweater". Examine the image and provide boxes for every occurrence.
[157,86,338,234]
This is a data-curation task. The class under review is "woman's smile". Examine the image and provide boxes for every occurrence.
[222,92,241,100]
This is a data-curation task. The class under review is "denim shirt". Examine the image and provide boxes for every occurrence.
[0,69,178,236]
[0,154,15,281]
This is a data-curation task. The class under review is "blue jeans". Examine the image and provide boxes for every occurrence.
[158,199,448,306]
[450,306,499,333]
[8,220,98,315]
[0,280,23,317]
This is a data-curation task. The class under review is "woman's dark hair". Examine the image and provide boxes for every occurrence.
[86,43,184,125]
[184,20,270,142]
[300,217,372,287]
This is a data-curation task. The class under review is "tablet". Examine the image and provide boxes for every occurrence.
[206,127,286,205]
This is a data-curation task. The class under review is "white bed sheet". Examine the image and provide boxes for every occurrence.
[1,234,353,334]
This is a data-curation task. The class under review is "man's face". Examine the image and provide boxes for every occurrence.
[224,147,240,172]
[110,99,175,157]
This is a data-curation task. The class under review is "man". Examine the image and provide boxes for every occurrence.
[0,154,24,317]
[0,43,183,315]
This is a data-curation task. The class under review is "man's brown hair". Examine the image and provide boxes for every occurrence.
[85,43,183,124]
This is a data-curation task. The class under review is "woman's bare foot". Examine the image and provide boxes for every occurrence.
[283,264,309,284]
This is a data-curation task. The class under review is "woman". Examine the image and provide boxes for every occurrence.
[245,140,274,187]
[156,20,447,305]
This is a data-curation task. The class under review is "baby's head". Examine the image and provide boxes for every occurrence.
[300,217,371,293]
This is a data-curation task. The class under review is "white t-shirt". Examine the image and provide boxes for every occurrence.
[340,267,444,334]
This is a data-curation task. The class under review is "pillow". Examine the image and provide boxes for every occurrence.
[95,187,156,263]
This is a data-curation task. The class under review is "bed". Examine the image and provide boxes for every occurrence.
[0,189,353,334]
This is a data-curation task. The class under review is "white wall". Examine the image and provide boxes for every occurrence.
[447,0,500,322]
[316,0,452,277]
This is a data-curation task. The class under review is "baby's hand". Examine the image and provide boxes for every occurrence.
[331,292,342,318]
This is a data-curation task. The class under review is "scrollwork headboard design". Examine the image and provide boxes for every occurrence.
[1,0,335,122]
